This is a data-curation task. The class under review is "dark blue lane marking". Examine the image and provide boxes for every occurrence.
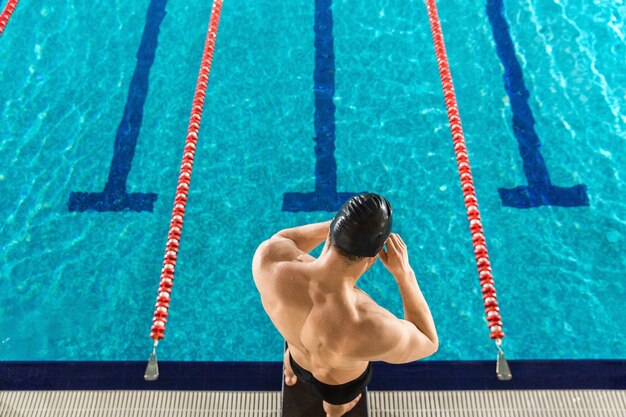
[68,0,167,212]
[486,0,589,208]
[283,0,365,212]
[2,360,624,390]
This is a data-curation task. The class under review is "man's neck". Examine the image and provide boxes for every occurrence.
[312,254,365,288]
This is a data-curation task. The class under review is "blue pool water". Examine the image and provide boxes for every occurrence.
[1,0,625,363]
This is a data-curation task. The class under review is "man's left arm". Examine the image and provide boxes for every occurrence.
[272,220,332,253]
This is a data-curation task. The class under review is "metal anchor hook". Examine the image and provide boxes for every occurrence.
[144,340,159,381]
[495,339,512,381]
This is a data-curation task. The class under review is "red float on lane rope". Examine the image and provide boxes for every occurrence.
[424,0,506,342]
[149,0,224,343]
[0,0,20,38]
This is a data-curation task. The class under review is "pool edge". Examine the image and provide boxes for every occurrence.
[1,360,625,390]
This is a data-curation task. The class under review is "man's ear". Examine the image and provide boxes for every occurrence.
[321,232,332,254]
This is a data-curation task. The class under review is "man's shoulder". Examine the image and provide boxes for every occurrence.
[353,288,394,324]
[253,237,306,274]
[341,298,401,359]
[258,261,313,306]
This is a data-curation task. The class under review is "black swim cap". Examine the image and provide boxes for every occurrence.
[330,193,393,258]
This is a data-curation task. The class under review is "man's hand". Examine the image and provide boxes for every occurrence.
[379,233,413,279]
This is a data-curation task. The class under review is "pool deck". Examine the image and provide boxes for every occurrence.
[2,390,625,417]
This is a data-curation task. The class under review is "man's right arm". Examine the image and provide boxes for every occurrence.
[396,268,438,352]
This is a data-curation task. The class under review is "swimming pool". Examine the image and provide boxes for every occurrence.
[1,0,624,385]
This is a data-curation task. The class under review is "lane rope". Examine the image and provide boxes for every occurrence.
[144,0,224,381]
[424,0,511,380]
[0,0,20,38]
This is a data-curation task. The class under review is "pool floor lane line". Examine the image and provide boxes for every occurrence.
[282,0,366,213]
[68,0,168,212]
[485,0,589,208]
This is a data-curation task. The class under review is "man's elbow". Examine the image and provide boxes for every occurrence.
[420,340,438,359]
[407,342,438,363]
[270,231,291,242]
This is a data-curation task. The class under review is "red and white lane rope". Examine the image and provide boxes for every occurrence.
[0,0,20,37]
[424,0,511,380]
[145,0,224,381]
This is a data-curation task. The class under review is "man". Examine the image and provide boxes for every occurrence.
[252,193,438,417]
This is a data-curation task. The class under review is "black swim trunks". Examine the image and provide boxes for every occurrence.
[288,351,372,405]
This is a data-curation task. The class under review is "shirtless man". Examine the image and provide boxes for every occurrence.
[252,193,438,417]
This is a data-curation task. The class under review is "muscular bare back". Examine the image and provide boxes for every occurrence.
[252,232,438,387]
[254,254,373,384]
